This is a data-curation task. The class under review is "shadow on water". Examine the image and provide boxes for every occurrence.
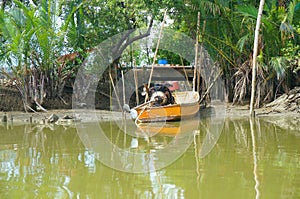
[0,113,300,198]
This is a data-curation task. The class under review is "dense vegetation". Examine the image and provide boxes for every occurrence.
[0,0,299,111]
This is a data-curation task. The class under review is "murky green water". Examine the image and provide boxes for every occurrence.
[0,115,300,199]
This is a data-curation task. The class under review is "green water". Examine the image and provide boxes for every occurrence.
[0,116,300,199]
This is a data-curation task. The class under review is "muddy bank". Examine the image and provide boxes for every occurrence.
[1,85,300,126]
[0,109,124,125]
[0,103,298,125]
[0,82,111,111]
[0,87,24,111]
[265,87,300,113]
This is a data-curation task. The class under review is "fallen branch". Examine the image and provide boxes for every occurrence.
[35,100,48,112]
[26,104,47,119]
[59,96,69,105]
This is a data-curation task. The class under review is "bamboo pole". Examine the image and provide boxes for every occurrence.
[193,12,200,92]
[250,0,265,116]
[109,66,112,111]
[133,59,139,105]
[134,69,139,105]
[147,9,168,88]
[121,70,127,120]
[197,20,206,93]
[180,56,191,87]
[109,72,122,111]
[121,70,126,105]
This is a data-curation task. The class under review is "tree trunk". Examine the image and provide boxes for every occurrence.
[250,0,265,116]
[224,75,234,103]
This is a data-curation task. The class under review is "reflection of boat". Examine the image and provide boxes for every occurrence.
[137,123,181,136]
[136,118,199,137]
[132,91,200,123]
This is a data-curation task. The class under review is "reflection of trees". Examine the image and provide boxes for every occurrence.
[190,117,300,198]
[0,123,97,198]
[221,118,300,199]
[1,118,300,198]
[21,124,96,175]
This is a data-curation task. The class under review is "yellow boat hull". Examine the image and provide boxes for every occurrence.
[135,102,199,122]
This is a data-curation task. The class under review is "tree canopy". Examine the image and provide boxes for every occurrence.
[0,0,300,110]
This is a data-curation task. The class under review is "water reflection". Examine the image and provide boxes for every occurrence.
[0,123,94,198]
[0,116,299,198]
[250,117,260,199]
[76,118,199,173]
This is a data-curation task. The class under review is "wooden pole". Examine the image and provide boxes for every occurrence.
[109,72,122,111]
[250,0,265,116]
[132,48,139,105]
[180,56,191,87]
[193,12,200,92]
[147,9,168,88]
[121,70,126,105]
[133,66,139,105]
[197,20,206,93]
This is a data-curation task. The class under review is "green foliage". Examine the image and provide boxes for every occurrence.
[1,0,300,107]
[269,56,289,79]
[280,27,300,73]
[156,49,189,65]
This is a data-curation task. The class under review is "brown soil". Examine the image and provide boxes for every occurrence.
[0,82,111,112]
[1,85,300,125]
[0,87,24,111]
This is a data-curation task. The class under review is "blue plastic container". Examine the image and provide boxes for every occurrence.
[158,59,168,64]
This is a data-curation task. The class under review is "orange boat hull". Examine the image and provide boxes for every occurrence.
[135,102,199,122]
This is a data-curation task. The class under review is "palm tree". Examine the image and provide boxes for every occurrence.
[0,0,84,111]
[178,0,300,106]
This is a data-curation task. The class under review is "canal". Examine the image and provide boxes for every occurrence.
[0,113,299,198]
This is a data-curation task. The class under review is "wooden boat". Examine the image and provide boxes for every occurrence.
[131,91,200,123]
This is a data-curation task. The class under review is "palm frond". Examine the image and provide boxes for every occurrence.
[193,0,230,17]
[236,5,258,18]
[294,2,300,24]
[269,56,289,79]
[237,34,250,53]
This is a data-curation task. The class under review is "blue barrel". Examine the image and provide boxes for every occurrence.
[158,59,168,64]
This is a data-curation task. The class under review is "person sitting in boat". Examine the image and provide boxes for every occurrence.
[143,83,175,106]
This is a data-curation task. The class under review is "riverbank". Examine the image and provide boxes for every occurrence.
[0,83,111,112]
[0,103,299,125]
[0,109,124,125]
[1,86,299,126]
